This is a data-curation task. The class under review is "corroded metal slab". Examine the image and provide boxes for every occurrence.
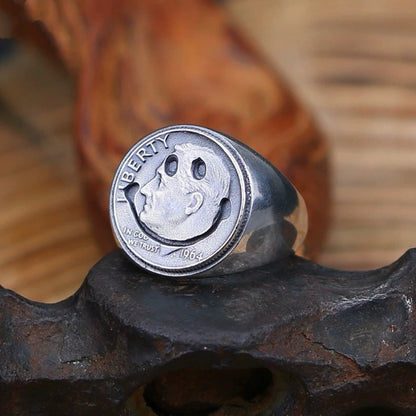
[0,249,415,415]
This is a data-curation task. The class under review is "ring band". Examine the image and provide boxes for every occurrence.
[109,125,308,277]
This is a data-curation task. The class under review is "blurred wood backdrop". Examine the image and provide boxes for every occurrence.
[1,0,416,302]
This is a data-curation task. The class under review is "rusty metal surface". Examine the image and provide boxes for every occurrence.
[1,248,415,415]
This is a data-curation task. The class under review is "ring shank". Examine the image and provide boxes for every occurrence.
[201,134,308,276]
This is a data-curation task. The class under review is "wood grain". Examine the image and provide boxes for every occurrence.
[12,0,330,258]
[1,0,415,302]
[226,0,416,270]
[0,46,100,302]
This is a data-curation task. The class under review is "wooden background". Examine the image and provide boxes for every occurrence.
[0,0,415,302]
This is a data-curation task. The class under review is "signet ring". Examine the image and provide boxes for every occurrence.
[110,125,308,277]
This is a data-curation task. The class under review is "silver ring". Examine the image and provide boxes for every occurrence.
[109,125,308,277]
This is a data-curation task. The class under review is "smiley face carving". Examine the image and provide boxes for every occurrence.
[139,143,231,242]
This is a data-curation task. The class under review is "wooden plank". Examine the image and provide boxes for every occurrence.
[227,0,416,270]
[0,45,99,302]
[1,0,416,303]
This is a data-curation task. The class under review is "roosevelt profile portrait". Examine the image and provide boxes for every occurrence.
[139,143,231,242]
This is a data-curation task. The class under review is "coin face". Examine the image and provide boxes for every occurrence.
[110,125,250,276]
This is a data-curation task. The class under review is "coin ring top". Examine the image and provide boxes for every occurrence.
[110,125,250,276]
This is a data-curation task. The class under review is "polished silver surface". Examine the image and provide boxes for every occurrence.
[110,125,307,276]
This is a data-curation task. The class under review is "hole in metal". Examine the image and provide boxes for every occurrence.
[124,366,299,416]
[164,154,178,176]
[191,157,206,180]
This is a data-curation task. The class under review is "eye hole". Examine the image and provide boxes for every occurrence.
[164,154,178,176]
[192,158,206,180]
